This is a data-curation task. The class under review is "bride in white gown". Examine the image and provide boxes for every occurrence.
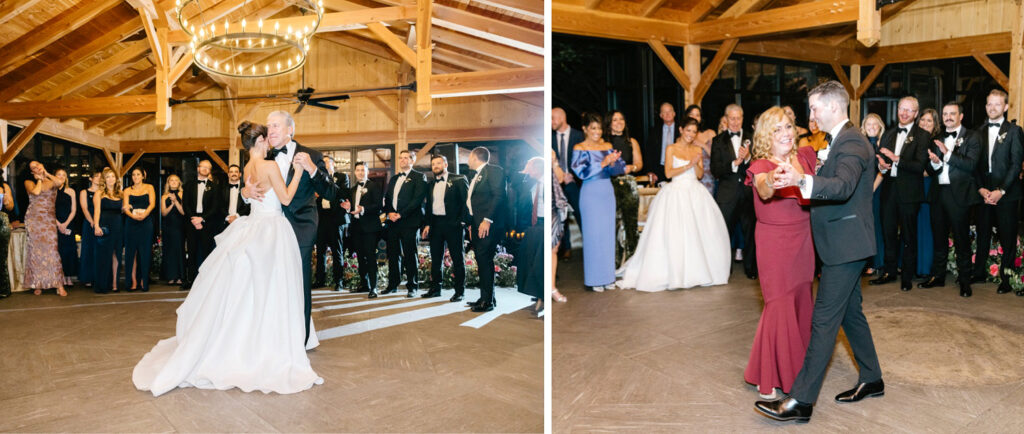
[617,117,731,291]
[133,121,323,397]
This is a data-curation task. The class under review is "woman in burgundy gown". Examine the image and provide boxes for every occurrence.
[743,107,816,399]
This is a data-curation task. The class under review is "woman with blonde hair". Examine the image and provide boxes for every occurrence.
[92,167,124,293]
[862,113,886,276]
[743,106,817,399]
[161,174,186,285]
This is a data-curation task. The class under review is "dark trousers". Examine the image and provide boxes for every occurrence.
[386,223,419,291]
[559,181,581,253]
[881,192,920,284]
[717,187,756,276]
[315,224,345,287]
[184,224,214,285]
[973,199,1021,281]
[429,220,465,294]
[471,221,498,305]
[0,214,9,296]
[300,244,313,344]
[124,218,153,290]
[352,229,380,291]
[790,259,883,404]
[928,185,972,282]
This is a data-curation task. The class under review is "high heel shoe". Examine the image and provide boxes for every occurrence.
[552,289,567,303]
[57,288,67,297]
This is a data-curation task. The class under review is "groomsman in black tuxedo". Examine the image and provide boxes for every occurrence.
[383,150,428,297]
[314,156,350,290]
[182,159,222,290]
[870,96,930,291]
[465,147,507,312]
[972,89,1024,295]
[645,102,680,184]
[421,155,469,302]
[552,107,584,260]
[920,102,981,297]
[345,162,384,298]
[711,103,757,279]
[220,164,250,234]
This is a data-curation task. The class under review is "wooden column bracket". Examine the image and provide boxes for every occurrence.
[973,53,1010,91]
[648,40,691,90]
[368,95,401,125]
[856,63,887,97]
[102,148,118,172]
[120,151,146,177]
[0,118,44,168]
[415,0,433,116]
[830,62,855,97]
[367,22,417,66]
[414,141,438,161]
[695,39,738,103]
[857,0,881,47]
[204,147,230,172]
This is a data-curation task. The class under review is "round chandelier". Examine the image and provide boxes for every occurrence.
[175,0,324,78]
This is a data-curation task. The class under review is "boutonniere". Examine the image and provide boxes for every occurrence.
[204,185,212,192]
[955,137,964,147]
[997,132,1008,144]
[446,180,453,188]
[404,177,411,184]
[906,135,914,143]
[359,186,367,195]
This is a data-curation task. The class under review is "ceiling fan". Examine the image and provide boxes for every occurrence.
[293,86,348,113]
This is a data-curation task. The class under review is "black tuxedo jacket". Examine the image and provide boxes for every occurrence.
[317,172,351,228]
[267,142,343,248]
[384,169,428,228]
[467,163,507,229]
[552,127,584,181]
[350,180,383,233]
[806,122,877,265]
[512,176,542,231]
[878,123,930,203]
[221,183,251,217]
[645,123,681,180]
[926,127,982,206]
[425,172,468,226]
[975,120,1024,202]
[710,129,753,203]
[182,178,223,227]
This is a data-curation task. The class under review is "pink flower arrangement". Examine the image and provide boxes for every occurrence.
[989,264,999,276]
[998,246,1004,255]
[1017,256,1023,268]
[948,239,953,247]
[494,265,500,272]
[989,249,998,256]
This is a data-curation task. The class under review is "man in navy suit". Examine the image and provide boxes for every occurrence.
[552,107,583,260]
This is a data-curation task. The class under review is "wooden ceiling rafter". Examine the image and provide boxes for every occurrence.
[0,0,125,74]
[37,40,152,102]
[0,0,46,27]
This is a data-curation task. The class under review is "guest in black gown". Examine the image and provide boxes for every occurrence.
[54,169,78,287]
[0,179,14,299]
[123,168,156,292]
[78,171,102,288]
[515,157,545,316]
[92,168,123,293]
[604,110,644,266]
[161,174,186,285]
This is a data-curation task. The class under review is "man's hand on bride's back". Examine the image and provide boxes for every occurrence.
[241,173,267,202]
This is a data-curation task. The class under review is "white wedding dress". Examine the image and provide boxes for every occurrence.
[617,155,731,291]
[133,187,323,397]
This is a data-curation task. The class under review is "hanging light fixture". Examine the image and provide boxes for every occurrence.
[176,0,323,78]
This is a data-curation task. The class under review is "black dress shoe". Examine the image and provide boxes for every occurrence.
[960,283,972,298]
[754,397,812,423]
[900,281,912,291]
[368,291,378,299]
[471,303,495,312]
[918,276,944,288]
[869,273,896,285]
[422,290,442,298]
[1015,289,1024,297]
[970,275,987,284]
[381,287,398,295]
[746,273,758,280]
[406,290,417,298]
[997,282,1012,294]
[450,294,464,302]
[467,298,483,308]
[835,379,884,403]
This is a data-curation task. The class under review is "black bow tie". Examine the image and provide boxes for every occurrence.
[229,183,239,189]
[267,146,289,159]
[943,131,957,138]
[197,180,207,185]
[988,122,1001,128]
[399,172,409,178]
[896,127,908,135]
[437,177,446,184]
[824,133,833,146]
[728,131,741,138]
[358,182,366,187]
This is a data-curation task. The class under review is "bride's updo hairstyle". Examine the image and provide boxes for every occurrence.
[678,116,699,137]
[237,121,268,150]
[751,106,797,161]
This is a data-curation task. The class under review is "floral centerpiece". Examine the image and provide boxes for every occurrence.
[946,226,1023,292]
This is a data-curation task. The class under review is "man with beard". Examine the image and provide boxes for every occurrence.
[421,155,468,302]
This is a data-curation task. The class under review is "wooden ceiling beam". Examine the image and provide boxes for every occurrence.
[0,0,124,73]
[861,32,1011,64]
[37,41,151,102]
[857,0,881,47]
[316,32,402,63]
[367,22,418,66]
[830,62,856,97]
[9,118,119,151]
[694,38,738,103]
[826,0,919,47]
[167,6,417,43]
[718,0,772,19]
[431,48,504,71]
[855,63,886,98]
[0,0,45,27]
[0,119,45,168]
[432,4,543,54]
[416,0,433,116]
[731,37,862,65]
[431,28,541,67]
[0,95,157,119]
[430,67,543,98]
[471,0,543,18]
[648,40,691,90]
[688,0,727,22]
[973,53,1010,91]
[641,0,669,18]
[552,3,688,46]
[689,0,859,44]
[501,91,542,107]
[584,0,604,10]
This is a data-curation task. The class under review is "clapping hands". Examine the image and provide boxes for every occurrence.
[602,150,622,167]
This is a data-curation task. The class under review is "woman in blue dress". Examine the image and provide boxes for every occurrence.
[572,112,625,292]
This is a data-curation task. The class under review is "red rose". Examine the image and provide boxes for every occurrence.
[989,264,999,276]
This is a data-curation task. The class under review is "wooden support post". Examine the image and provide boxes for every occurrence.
[830,63,855,98]
[155,27,171,130]
[120,151,146,177]
[695,39,737,103]
[415,0,433,116]
[102,148,118,172]
[974,53,1010,91]
[414,141,438,161]
[0,118,43,168]
[857,0,881,47]
[204,147,230,172]
[850,65,861,126]
[683,44,701,107]
[648,40,691,91]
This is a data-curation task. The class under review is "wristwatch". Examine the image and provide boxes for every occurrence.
[797,176,807,189]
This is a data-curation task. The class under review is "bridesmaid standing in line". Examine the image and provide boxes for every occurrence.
[93,167,123,294]
[78,171,102,288]
[54,169,78,287]
[161,174,186,286]
[0,177,14,299]
[24,161,66,296]
[572,112,625,292]
[123,168,156,292]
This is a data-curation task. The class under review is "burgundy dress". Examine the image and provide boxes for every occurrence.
[24,187,65,289]
[742,146,816,395]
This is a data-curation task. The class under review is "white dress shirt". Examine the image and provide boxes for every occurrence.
[987,117,1003,173]
[432,175,447,216]
[799,120,849,198]
[353,181,366,217]
[227,183,240,217]
[392,171,408,211]
[885,122,914,177]
[196,178,207,214]
[728,130,743,172]
[931,127,962,185]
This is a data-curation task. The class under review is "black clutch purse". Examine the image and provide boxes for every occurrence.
[99,226,110,237]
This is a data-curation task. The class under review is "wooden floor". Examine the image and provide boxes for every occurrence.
[552,253,1024,433]
[0,284,543,433]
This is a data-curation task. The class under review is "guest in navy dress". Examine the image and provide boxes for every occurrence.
[571,112,625,291]
[123,168,156,292]
[161,174,186,286]
[54,169,78,287]
[78,171,102,288]
[92,167,123,293]
[862,113,886,276]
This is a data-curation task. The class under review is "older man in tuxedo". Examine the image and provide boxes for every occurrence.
[711,103,757,279]
[383,150,428,298]
[972,89,1024,295]
[871,96,930,291]
[552,107,583,260]
[182,159,222,290]
[920,102,981,297]
[345,161,384,298]
[465,147,506,312]
[421,155,469,302]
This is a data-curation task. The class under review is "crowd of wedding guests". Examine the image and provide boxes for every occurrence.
[552,87,1024,300]
[0,147,547,315]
